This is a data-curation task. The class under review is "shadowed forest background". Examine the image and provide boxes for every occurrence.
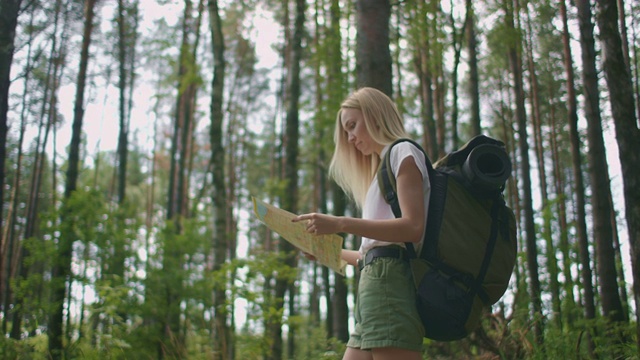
[1,0,640,359]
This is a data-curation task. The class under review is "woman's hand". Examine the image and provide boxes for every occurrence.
[292,213,342,235]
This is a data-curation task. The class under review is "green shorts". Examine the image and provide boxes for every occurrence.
[347,254,425,351]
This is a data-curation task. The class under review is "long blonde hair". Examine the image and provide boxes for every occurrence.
[329,87,409,207]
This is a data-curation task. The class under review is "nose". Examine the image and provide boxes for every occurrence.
[347,131,356,143]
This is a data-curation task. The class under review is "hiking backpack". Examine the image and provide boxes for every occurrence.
[377,135,518,341]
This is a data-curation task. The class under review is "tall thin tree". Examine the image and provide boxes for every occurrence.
[504,0,543,344]
[575,0,626,334]
[271,0,305,357]
[0,0,24,307]
[465,0,481,137]
[208,0,230,358]
[48,0,98,357]
[595,0,640,349]
[561,0,597,354]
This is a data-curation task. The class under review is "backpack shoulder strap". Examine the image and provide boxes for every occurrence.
[376,138,432,258]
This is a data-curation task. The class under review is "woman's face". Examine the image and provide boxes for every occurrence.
[340,108,383,156]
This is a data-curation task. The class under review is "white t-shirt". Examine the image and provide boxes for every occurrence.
[359,141,431,256]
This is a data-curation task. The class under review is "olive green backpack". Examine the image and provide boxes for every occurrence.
[377,135,517,341]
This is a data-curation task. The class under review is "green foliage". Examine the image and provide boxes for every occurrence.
[0,335,50,360]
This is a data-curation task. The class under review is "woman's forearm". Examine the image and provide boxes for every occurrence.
[341,249,361,266]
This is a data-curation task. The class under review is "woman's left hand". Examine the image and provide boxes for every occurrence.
[292,213,342,235]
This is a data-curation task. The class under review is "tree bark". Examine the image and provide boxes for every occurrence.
[0,0,24,311]
[269,0,305,358]
[565,0,597,354]
[208,0,230,359]
[465,0,481,137]
[356,0,392,96]
[523,8,562,329]
[595,0,640,349]
[504,0,543,344]
[331,185,349,342]
[160,1,200,357]
[575,0,626,332]
[326,0,348,342]
[48,0,97,357]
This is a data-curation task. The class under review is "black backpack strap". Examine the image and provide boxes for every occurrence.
[376,138,431,259]
[470,196,505,304]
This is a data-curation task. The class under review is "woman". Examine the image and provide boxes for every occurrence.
[293,87,430,360]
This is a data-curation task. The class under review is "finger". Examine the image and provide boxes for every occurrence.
[291,214,309,222]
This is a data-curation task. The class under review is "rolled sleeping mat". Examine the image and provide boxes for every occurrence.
[462,144,512,191]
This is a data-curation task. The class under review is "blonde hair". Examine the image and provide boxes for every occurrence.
[329,87,409,207]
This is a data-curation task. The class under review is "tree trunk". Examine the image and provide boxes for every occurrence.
[575,0,626,333]
[504,0,543,344]
[465,0,481,137]
[2,0,35,335]
[208,0,229,358]
[0,0,23,312]
[48,0,97,357]
[448,3,470,148]
[326,0,348,342]
[117,0,129,206]
[355,0,392,96]
[270,1,305,358]
[524,8,562,328]
[160,1,199,357]
[331,185,349,342]
[595,0,640,349]
[565,0,597,354]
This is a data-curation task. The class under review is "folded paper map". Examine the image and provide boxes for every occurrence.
[252,197,347,276]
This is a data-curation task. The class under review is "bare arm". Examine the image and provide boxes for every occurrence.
[341,249,361,266]
[293,156,426,244]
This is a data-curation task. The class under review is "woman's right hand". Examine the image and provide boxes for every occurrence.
[292,213,342,235]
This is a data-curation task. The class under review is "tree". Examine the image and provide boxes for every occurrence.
[159,1,204,357]
[523,3,562,329]
[575,0,626,335]
[559,0,594,352]
[208,0,230,358]
[504,0,543,344]
[0,0,24,309]
[355,0,392,95]
[465,0,481,137]
[595,0,640,349]
[269,1,305,358]
[48,0,98,357]
[111,0,139,325]
[407,0,438,158]
[326,0,349,343]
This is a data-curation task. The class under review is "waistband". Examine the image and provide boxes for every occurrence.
[357,246,408,271]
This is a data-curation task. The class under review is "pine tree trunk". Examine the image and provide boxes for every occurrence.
[326,0,348,341]
[0,0,23,313]
[564,0,596,354]
[356,0,392,95]
[504,0,543,344]
[448,3,469,148]
[524,9,562,328]
[331,186,349,342]
[270,1,305,358]
[2,1,35,336]
[465,0,481,137]
[595,0,640,349]
[48,0,97,357]
[117,0,129,206]
[208,1,229,358]
[575,0,626,333]
[160,2,200,357]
